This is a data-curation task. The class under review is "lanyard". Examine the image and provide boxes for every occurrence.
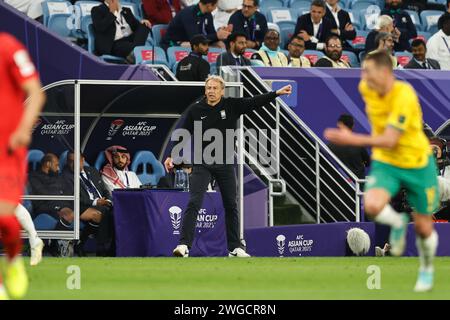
[443,37,450,55]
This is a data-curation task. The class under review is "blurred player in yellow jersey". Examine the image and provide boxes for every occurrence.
[325,51,439,293]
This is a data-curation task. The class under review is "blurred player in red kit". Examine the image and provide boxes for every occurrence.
[0,32,45,300]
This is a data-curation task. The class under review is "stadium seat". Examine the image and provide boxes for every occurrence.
[348,0,378,9]
[267,7,295,23]
[95,152,106,171]
[41,0,72,26]
[260,0,285,16]
[351,30,369,50]
[133,46,168,66]
[395,51,413,67]
[151,24,168,47]
[130,151,165,186]
[76,1,100,36]
[406,10,422,31]
[33,214,58,230]
[358,6,380,30]
[278,20,297,48]
[166,46,191,67]
[206,48,225,63]
[87,24,127,63]
[28,149,45,171]
[359,50,366,62]
[210,62,217,75]
[47,13,74,38]
[341,50,360,67]
[411,31,432,43]
[243,49,258,60]
[420,10,444,32]
[347,11,361,30]
[59,150,68,173]
[303,49,324,65]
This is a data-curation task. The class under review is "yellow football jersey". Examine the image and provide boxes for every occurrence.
[359,80,431,169]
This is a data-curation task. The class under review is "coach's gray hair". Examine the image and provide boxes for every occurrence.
[205,75,225,89]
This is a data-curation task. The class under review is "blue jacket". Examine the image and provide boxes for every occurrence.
[162,4,218,47]
[228,10,268,49]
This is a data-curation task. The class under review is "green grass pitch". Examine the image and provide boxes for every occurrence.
[14,257,450,300]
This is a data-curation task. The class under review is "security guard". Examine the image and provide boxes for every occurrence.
[176,34,211,81]
[162,0,230,49]
[164,75,292,258]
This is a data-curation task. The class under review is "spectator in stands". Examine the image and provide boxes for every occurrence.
[142,0,181,25]
[176,34,211,80]
[216,32,251,71]
[381,0,417,52]
[315,35,350,67]
[437,0,450,30]
[181,0,200,8]
[426,14,450,70]
[287,36,312,67]
[367,32,399,68]
[404,39,441,69]
[28,153,74,230]
[63,152,115,256]
[228,0,268,50]
[328,114,370,180]
[4,0,44,21]
[325,0,356,50]
[101,146,142,195]
[364,15,395,53]
[213,0,241,31]
[162,0,231,49]
[251,29,288,66]
[293,0,338,51]
[91,0,151,64]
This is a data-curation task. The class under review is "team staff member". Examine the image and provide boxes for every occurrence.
[176,34,211,81]
[165,76,292,258]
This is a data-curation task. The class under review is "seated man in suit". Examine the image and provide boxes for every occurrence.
[91,0,151,63]
[251,29,288,66]
[325,0,355,49]
[101,145,142,195]
[216,32,251,71]
[287,36,311,67]
[404,39,440,69]
[63,152,115,256]
[293,0,338,51]
[315,35,350,67]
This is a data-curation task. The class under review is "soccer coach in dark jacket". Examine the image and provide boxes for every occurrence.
[165,75,292,258]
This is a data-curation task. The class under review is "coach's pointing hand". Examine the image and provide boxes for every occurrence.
[276,85,292,96]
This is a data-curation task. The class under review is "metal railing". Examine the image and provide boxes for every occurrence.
[221,66,365,224]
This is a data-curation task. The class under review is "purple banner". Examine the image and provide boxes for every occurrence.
[255,68,450,134]
[113,189,228,257]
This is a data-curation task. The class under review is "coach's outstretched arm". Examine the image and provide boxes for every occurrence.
[9,78,46,151]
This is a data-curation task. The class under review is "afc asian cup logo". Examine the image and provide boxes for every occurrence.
[169,206,182,235]
[276,234,286,256]
[107,119,124,140]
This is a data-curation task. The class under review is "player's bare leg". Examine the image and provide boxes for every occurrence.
[364,188,409,256]
[413,213,438,292]
[0,201,28,299]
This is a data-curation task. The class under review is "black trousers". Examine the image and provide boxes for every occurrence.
[180,164,242,252]
[111,24,150,58]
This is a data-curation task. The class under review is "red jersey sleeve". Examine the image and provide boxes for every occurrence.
[1,34,38,86]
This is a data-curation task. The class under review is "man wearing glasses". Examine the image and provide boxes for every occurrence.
[315,35,350,68]
[228,0,268,50]
[287,36,312,67]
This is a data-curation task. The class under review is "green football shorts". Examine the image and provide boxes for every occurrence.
[365,156,439,215]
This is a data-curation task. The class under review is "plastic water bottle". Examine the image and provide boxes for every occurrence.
[174,169,189,192]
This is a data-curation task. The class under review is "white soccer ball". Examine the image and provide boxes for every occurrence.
[346,228,371,256]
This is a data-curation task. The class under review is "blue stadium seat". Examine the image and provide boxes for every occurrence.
[347,11,361,30]
[47,13,74,38]
[95,152,106,171]
[289,0,311,10]
[250,59,266,67]
[75,1,100,36]
[405,10,422,31]
[166,46,191,67]
[172,61,179,74]
[395,51,413,67]
[359,50,366,62]
[278,20,297,48]
[151,24,169,47]
[348,0,378,9]
[412,31,432,43]
[303,50,324,65]
[420,10,444,33]
[267,7,296,23]
[260,0,285,16]
[243,49,258,60]
[28,149,45,171]
[358,6,381,30]
[130,151,165,186]
[133,46,169,66]
[205,47,225,64]
[342,50,359,67]
[41,0,72,26]
[33,214,58,230]
[351,30,369,50]
[59,150,68,173]
[87,24,127,63]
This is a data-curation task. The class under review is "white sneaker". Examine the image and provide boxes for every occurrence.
[173,245,189,257]
[414,269,434,293]
[229,248,251,258]
[30,238,44,266]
